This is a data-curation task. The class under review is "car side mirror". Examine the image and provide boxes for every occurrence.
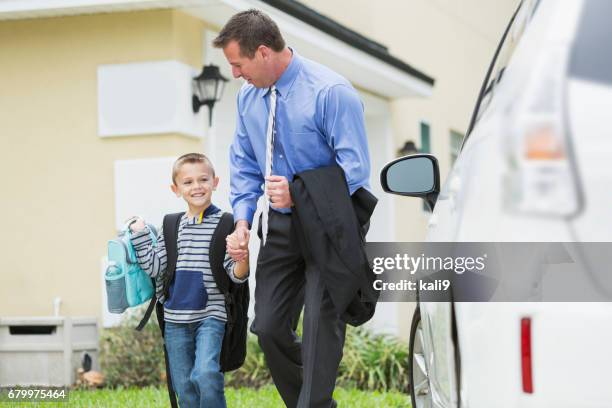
[380,154,441,211]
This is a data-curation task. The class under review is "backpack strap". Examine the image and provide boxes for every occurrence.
[135,297,156,331]
[138,301,178,408]
[135,213,183,332]
[209,212,234,296]
[161,212,184,300]
[136,213,182,408]
[156,302,178,408]
[159,213,183,408]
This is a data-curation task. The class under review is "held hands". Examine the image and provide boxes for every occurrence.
[266,175,293,209]
[225,175,291,262]
[226,220,250,262]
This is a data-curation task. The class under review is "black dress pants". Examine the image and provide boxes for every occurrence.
[251,210,346,408]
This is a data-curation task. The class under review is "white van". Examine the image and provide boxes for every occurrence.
[381,0,612,407]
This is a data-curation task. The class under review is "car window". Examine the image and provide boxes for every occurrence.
[465,0,540,141]
[569,0,612,86]
[474,0,539,123]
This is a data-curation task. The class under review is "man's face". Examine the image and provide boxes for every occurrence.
[171,162,219,212]
[223,40,273,88]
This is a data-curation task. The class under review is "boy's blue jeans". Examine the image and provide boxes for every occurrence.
[164,318,226,408]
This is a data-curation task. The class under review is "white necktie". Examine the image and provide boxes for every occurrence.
[262,85,277,246]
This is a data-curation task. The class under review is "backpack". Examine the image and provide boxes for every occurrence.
[105,224,158,314]
[135,212,249,408]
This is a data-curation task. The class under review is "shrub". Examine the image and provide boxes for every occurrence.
[99,306,165,388]
[227,324,409,393]
[338,327,409,393]
[225,335,272,388]
[100,309,409,393]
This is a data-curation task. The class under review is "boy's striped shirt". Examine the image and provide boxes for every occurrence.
[130,205,245,324]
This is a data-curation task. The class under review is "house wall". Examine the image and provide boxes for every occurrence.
[0,10,209,317]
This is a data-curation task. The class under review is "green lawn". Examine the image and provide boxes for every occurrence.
[3,386,410,407]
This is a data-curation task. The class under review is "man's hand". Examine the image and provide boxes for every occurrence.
[266,175,293,209]
[226,220,250,262]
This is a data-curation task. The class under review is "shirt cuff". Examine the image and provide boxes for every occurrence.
[348,182,372,196]
[233,203,256,226]
[129,226,153,248]
[230,264,249,284]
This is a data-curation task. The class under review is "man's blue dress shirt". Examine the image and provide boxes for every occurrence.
[229,50,371,225]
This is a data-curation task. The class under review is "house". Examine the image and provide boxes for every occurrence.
[0,0,516,339]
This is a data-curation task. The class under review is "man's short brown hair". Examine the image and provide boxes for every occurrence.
[212,9,285,58]
[172,153,215,184]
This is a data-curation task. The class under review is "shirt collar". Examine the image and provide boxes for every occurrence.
[204,204,221,217]
[185,204,221,224]
[262,48,301,99]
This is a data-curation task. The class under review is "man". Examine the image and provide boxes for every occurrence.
[213,9,371,408]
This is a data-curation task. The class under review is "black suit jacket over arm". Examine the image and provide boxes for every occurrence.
[289,166,379,326]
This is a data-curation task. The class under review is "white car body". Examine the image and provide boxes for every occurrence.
[397,0,612,407]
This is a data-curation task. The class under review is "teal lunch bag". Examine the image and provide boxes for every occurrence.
[105,224,158,314]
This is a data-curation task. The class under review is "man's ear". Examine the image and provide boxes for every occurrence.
[258,45,270,60]
[213,176,220,190]
[170,184,180,197]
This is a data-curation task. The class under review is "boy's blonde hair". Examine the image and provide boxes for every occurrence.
[172,153,216,184]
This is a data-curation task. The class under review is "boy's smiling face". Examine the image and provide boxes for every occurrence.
[171,161,219,216]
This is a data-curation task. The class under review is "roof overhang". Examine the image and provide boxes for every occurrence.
[0,0,434,98]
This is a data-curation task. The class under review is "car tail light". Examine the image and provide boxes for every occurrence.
[504,47,579,216]
[521,317,533,393]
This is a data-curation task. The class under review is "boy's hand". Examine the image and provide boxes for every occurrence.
[226,232,249,262]
[127,216,146,233]
[227,220,250,262]
[266,175,293,208]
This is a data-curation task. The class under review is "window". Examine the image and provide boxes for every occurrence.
[113,157,185,231]
[450,130,465,165]
[468,0,540,136]
[569,0,612,86]
[420,122,431,153]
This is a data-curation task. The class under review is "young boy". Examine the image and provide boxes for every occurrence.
[128,153,248,408]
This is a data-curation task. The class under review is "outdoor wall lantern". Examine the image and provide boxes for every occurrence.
[192,64,228,126]
[397,140,419,157]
